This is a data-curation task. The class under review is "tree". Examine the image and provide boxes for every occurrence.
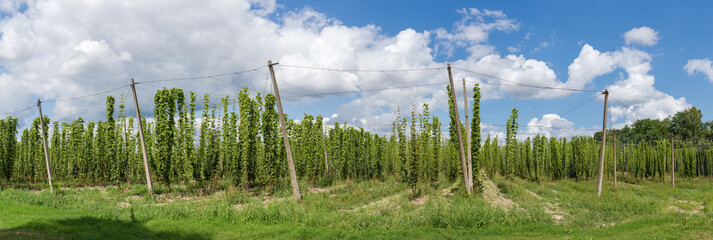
[670,107,703,141]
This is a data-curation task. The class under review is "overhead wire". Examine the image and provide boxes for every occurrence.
[0,103,37,117]
[3,64,610,138]
[43,84,130,103]
[277,64,444,72]
[452,66,600,93]
[135,65,267,84]
[281,81,447,99]
[561,93,599,117]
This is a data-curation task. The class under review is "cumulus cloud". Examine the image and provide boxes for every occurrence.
[684,58,713,83]
[624,26,659,46]
[568,44,690,125]
[455,54,568,99]
[521,114,597,139]
[609,95,690,123]
[435,8,518,57]
[0,1,512,133]
[0,1,677,138]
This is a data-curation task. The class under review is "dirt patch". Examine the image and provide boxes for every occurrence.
[516,182,567,224]
[310,184,346,194]
[126,195,142,201]
[480,171,519,212]
[543,202,566,224]
[347,192,404,214]
[411,195,428,205]
[442,181,458,197]
[668,200,704,214]
[310,188,328,193]
[117,202,131,208]
[525,189,543,200]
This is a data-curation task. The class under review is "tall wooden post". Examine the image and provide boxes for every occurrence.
[448,64,472,195]
[596,89,608,197]
[613,129,617,189]
[463,78,473,187]
[321,123,330,176]
[268,60,301,200]
[36,100,54,193]
[671,136,675,187]
[130,78,154,197]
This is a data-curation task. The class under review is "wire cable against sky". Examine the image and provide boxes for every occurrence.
[136,65,268,84]
[609,95,646,119]
[453,66,600,93]
[43,84,130,103]
[277,64,445,72]
[0,103,37,117]
[281,82,447,99]
[480,123,600,131]
[561,93,599,117]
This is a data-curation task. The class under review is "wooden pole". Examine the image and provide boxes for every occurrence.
[462,78,473,187]
[596,89,608,197]
[268,60,301,200]
[321,122,329,176]
[37,100,54,193]
[613,129,617,189]
[130,78,154,197]
[671,135,675,187]
[447,64,472,195]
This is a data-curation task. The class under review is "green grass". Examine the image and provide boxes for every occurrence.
[1,175,712,239]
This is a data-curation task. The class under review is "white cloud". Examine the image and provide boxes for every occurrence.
[521,114,597,139]
[0,1,677,137]
[609,95,690,123]
[434,8,518,57]
[567,44,689,125]
[624,26,659,46]
[456,54,568,99]
[684,58,713,83]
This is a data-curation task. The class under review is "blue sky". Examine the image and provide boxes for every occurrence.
[0,0,712,139]
[282,0,713,117]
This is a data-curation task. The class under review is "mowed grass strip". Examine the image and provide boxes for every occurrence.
[1,176,712,239]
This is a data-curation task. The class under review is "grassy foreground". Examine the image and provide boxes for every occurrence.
[1,174,712,239]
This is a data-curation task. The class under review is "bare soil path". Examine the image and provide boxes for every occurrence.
[480,171,519,212]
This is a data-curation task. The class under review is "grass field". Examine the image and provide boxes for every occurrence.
[1,174,712,239]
